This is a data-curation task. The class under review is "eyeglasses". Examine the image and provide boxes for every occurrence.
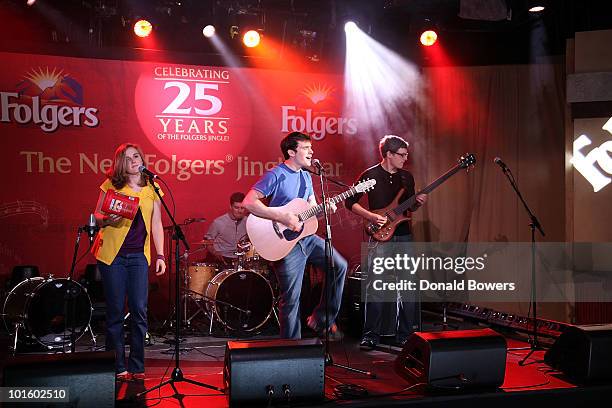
[392,151,408,159]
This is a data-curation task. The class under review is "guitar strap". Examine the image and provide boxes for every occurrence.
[398,172,410,200]
[298,170,307,199]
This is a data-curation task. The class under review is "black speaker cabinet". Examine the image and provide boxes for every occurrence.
[224,338,324,406]
[545,323,612,382]
[395,328,507,390]
[2,351,115,407]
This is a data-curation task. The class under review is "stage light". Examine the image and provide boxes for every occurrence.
[420,30,438,46]
[202,25,216,38]
[528,5,545,13]
[344,21,358,33]
[133,19,153,38]
[243,30,260,48]
[26,0,36,5]
[344,16,423,145]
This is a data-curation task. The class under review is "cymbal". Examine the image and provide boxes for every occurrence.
[184,217,206,224]
[163,224,189,230]
[191,239,214,246]
[162,217,206,230]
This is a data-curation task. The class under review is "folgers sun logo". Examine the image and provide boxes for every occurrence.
[281,83,357,140]
[0,67,99,132]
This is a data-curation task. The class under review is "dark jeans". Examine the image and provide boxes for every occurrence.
[98,252,149,374]
[363,234,420,343]
[275,235,348,339]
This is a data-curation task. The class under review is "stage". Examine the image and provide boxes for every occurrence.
[2,1,612,407]
[2,316,609,408]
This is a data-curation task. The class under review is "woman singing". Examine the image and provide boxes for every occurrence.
[92,143,166,381]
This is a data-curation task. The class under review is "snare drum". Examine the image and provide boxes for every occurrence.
[205,269,273,332]
[187,263,218,298]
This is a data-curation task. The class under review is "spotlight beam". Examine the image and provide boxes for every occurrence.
[344,23,423,137]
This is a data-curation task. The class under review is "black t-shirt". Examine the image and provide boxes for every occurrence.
[345,164,416,236]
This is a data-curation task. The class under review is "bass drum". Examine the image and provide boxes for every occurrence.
[2,277,92,349]
[205,269,273,332]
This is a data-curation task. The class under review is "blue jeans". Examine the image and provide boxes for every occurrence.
[98,253,149,374]
[363,234,420,343]
[275,235,347,339]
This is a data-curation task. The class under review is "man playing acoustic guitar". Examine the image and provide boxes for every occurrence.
[345,135,428,350]
[243,132,348,340]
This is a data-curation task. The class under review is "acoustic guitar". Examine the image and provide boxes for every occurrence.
[247,179,377,261]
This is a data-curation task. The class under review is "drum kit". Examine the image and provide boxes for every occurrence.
[2,275,94,353]
[176,236,278,334]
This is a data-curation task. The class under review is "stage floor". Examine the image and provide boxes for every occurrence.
[109,330,605,408]
[107,337,610,407]
[2,320,610,408]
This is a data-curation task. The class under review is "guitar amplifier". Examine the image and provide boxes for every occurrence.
[101,189,139,219]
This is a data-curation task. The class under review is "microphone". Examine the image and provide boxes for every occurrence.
[303,159,321,175]
[87,213,98,244]
[493,157,508,171]
[138,165,159,180]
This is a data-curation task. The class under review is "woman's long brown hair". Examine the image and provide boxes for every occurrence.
[106,143,147,189]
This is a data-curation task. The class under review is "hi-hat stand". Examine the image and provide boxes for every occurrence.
[159,221,208,332]
[159,248,194,355]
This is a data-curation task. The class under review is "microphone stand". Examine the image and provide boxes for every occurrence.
[316,166,375,378]
[66,222,98,353]
[498,163,546,365]
[138,176,223,399]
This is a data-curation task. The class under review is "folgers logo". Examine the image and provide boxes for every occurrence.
[134,64,252,160]
[281,83,357,140]
[0,67,99,132]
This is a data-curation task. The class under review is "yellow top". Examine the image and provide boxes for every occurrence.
[92,179,163,266]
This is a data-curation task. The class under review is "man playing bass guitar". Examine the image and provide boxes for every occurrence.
[345,135,427,350]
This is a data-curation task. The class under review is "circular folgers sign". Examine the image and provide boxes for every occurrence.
[134,64,252,160]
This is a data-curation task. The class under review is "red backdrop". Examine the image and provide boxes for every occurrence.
[0,51,369,286]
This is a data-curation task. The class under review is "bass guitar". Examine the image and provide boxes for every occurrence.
[366,153,476,241]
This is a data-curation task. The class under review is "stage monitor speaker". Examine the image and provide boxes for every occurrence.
[395,328,507,390]
[224,338,324,406]
[544,323,612,382]
[2,351,115,407]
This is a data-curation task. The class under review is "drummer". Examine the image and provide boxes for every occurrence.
[203,192,248,267]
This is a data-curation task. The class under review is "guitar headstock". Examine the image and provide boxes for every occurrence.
[354,178,377,193]
[459,153,476,169]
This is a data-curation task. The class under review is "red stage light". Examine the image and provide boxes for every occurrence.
[420,30,438,47]
[243,30,261,48]
[133,20,153,38]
